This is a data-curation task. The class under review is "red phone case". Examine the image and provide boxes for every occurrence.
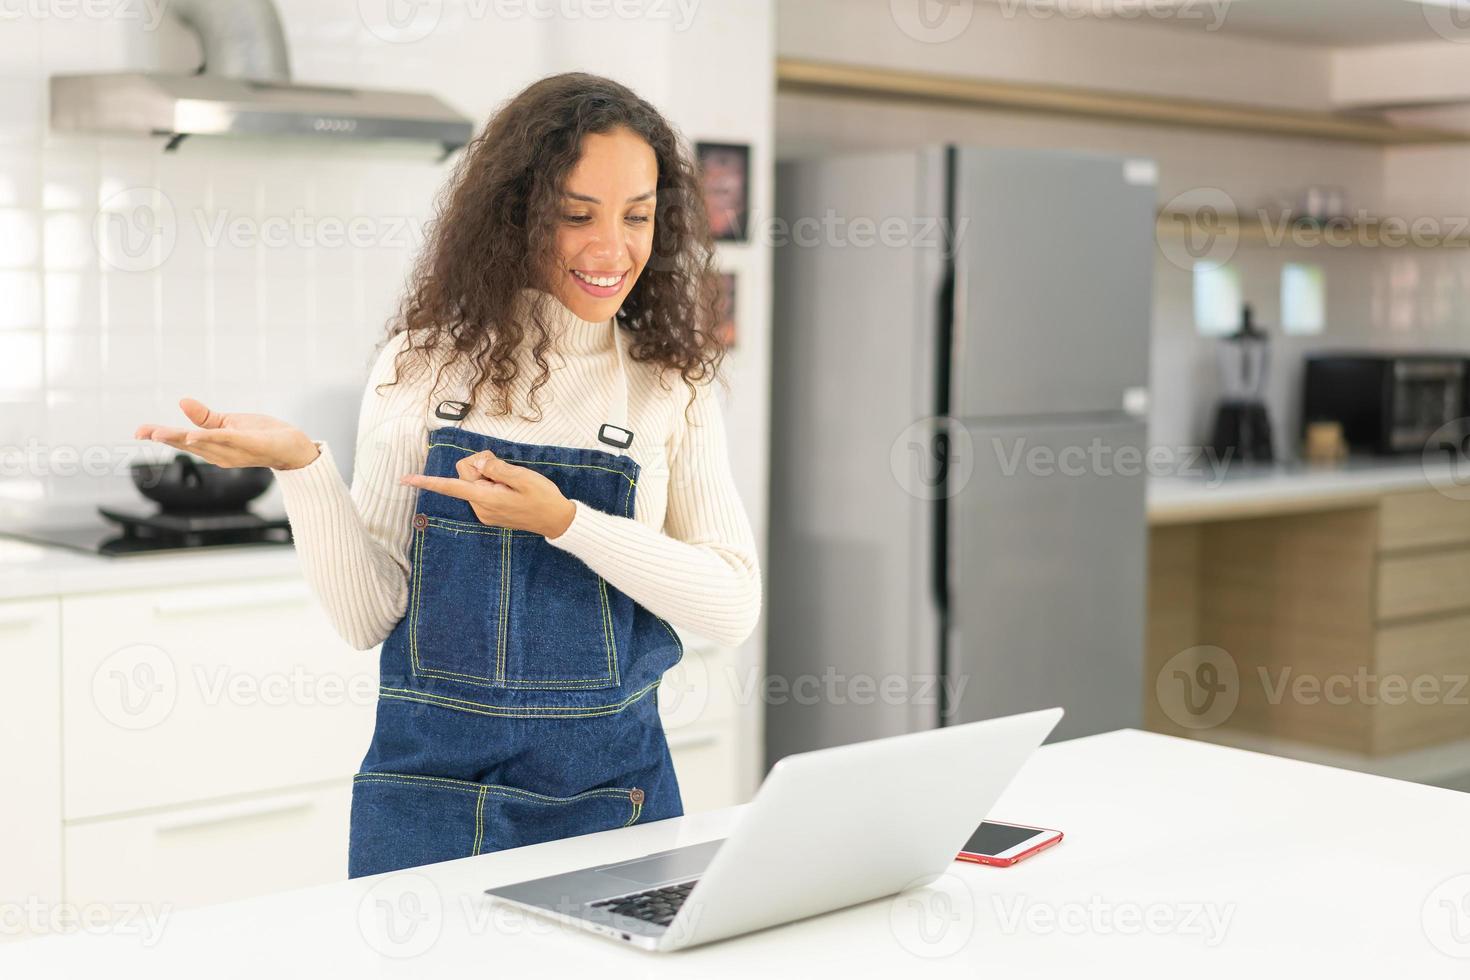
[956,829,1063,867]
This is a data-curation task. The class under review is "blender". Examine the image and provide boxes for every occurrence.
[1210,304,1274,463]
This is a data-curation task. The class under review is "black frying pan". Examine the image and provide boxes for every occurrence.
[131,453,273,514]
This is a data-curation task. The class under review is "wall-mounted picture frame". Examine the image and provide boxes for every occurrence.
[696,141,750,242]
[713,271,737,348]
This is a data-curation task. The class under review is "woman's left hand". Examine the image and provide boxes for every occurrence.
[400,450,576,538]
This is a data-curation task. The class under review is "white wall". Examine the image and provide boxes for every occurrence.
[1334,39,1470,106]
[778,0,1337,111]
[0,0,773,792]
[775,0,1470,454]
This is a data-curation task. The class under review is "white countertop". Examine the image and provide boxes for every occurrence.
[0,537,304,601]
[5,730,1466,977]
[1148,455,1461,524]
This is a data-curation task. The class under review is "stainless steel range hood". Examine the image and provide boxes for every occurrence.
[49,0,473,156]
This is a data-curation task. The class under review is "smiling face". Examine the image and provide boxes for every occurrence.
[547,126,659,323]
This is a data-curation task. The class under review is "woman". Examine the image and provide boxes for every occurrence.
[134,72,762,878]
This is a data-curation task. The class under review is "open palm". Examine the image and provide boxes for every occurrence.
[134,398,320,471]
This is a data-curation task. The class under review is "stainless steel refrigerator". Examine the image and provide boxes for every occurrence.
[767,145,1155,764]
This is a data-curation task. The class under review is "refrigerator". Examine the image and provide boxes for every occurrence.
[767,145,1155,763]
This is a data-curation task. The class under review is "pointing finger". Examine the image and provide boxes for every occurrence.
[400,473,486,502]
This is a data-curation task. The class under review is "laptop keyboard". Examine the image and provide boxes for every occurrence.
[589,880,698,927]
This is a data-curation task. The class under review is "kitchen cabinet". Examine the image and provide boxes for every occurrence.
[64,782,351,913]
[659,636,742,812]
[59,579,376,820]
[1147,486,1470,771]
[4,560,750,936]
[31,574,377,932]
[0,598,63,940]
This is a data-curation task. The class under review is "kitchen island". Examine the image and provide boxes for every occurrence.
[1146,456,1470,789]
[1,730,1465,976]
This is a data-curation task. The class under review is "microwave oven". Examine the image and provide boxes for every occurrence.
[1302,353,1469,455]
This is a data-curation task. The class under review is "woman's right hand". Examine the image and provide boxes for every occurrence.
[134,398,321,471]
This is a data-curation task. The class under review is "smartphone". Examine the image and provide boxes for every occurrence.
[955,820,1063,867]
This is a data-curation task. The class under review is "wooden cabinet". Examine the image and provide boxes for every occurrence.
[1148,488,1470,758]
[1378,488,1470,551]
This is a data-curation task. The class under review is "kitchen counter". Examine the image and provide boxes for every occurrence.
[0,536,304,600]
[4,730,1466,976]
[1148,455,1463,524]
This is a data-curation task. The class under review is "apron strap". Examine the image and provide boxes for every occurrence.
[597,322,634,450]
[433,318,635,450]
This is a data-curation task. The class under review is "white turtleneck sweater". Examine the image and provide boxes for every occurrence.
[272,288,761,652]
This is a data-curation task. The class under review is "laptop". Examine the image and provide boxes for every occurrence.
[485,706,1063,951]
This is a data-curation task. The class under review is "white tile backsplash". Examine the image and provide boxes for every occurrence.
[0,209,40,268]
[0,79,43,146]
[0,331,44,395]
[100,271,158,332]
[0,148,40,207]
[45,329,102,390]
[44,271,99,331]
[0,270,42,330]
[41,211,93,271]
[41,143,99,210]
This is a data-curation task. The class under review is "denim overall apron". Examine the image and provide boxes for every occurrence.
[347,321,685,878]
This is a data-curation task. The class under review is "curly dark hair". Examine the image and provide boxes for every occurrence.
[377,71,726,423]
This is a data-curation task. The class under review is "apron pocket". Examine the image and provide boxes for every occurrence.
[478,783,644,853]
[349,772,486,877]
[498,533,629,691]
[406,516,511,687]
[349,772,644,876]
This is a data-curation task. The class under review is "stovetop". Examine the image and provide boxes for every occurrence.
[0,504,293,557]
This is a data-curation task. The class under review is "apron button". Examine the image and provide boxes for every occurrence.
[629,788,645,805]
[412,513,428,530]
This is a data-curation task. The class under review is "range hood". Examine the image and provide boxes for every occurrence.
[49,0,473,156]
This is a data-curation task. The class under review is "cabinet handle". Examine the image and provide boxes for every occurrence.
[154,795,315,833]
[153,581,312,617]
[667,731,721,751]
[0,609,41,630]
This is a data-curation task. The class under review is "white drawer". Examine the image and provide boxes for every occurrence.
[64,781,351,914]
[0,597,63,926]
[61,578,378,819]
[668,726,740,813]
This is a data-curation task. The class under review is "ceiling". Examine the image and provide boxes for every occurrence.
[1012,0,1465,48]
